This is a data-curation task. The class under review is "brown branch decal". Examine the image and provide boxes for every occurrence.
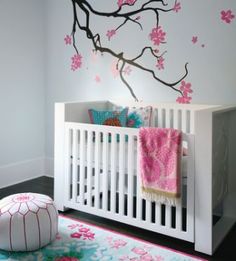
[65,0,193,103]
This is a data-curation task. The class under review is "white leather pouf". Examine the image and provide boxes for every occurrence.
[0,193,58,251]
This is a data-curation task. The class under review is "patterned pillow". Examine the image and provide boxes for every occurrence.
[128,106,152,127]
[127,112,143,128]
[88,108,128,127]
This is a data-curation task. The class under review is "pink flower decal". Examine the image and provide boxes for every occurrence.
[149,26,166,46]
[95,75,101,83]
[221,10,235,24]
[64,35,72,45]
[179,80,193,95]
[71,54,82,71]
[192,36,198,44]
[118,0,136,7]
[173,2,181,13]
[123,66,132,75]
[156,57,164,70]
[176,81,193,104]
[111,60,120,78]
[71,232,82,239]
[106,29,116,41]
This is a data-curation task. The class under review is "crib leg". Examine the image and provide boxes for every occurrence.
[54,103,67,212]
[194,110,213,255]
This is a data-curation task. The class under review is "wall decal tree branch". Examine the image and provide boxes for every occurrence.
[67,0,193,103]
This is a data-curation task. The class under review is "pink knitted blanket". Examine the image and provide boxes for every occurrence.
[139,127,182,205]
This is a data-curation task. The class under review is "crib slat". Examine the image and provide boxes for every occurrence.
[190,110,195,133]
[79,130,86,204]
[146,200,152,223]
[64,128,71,201]
[119,134,125,216]
[94,131,101,209]
[186,135,195,236]
[158,108,163,127]
[155,203,162,225]
[165,205,172,228]
[182,110,188,133]
[176,204,182,231]
[102,132,109,211]
[86,130,92,207]
[136,137,142,221]
[173,109,179,129]
[110,132,117,214]
[72,129,78,203]
[165,109,171,128]
[127,135,134,218]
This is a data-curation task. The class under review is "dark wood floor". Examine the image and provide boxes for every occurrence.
[0,176,234,261]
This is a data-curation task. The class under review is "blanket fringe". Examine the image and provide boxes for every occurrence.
[141,190,180,206]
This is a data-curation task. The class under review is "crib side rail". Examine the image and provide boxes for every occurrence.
[62,122,195,242]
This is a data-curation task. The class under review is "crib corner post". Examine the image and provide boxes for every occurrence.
[54,103,67,212]
[194,109,213,255]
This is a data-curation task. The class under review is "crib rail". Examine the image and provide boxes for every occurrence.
[63,122,194,242]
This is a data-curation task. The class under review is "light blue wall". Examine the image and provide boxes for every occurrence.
[0,0,46,166]
[45,0,236,159]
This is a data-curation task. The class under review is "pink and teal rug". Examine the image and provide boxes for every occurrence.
[0,215,207,261]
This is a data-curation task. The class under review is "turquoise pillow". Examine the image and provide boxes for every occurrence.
[88,108,128,127]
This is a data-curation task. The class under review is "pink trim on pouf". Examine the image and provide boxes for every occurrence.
[0,193,58,252]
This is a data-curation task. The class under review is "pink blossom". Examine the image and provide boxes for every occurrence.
[71,54,82,71]
[156,57,164,70]
[173,2,181,13]
[123,66,132,75]
[112,239,127,249]
[176,95,192,104]
[111,60,120,78]
[149,26,166,46]
[83,231,95,240]
[95,75,101,83]
[132,247,147,255]
[118,0,136,7]
[68,224,79,230]
[106,29,116,41]
[64,35,72,45]
[179,81,193,94]
[70,232,82,239]
[154,256,164,261]
[91,50,99,63]
[140,254,153,261]
[79,227,90,233]
[221,10,235,24]
[192,36,198,44]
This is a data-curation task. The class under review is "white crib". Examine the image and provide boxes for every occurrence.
[54,100,236,255]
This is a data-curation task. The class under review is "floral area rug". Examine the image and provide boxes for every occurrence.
[0,215,207,261]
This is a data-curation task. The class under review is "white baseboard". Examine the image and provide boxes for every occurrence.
[45,157,54,177]
[0,158,45,189]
